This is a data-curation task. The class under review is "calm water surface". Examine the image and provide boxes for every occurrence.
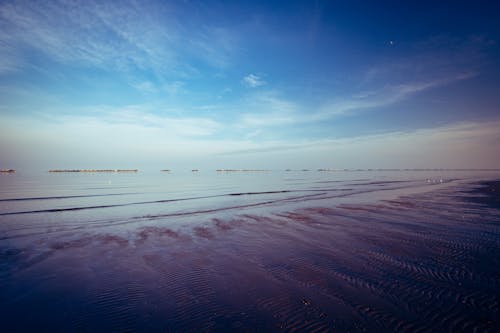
[1,170,499,332]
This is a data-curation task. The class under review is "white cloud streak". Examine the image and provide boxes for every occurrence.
[238,92,299,127]
[238,71,477,128]
[314,71,477,120]
[218,120,500,168]
[0,0,236,75]
[242,74,266,88]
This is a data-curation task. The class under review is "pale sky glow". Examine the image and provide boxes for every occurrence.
[1,1,500,170]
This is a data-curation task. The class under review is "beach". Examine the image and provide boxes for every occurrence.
[0,171,499,332]
[2,0,500,331]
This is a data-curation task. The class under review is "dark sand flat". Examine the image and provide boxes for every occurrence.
[0,180,499,332]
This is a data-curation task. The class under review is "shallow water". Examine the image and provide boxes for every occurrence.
[1,170,499,332]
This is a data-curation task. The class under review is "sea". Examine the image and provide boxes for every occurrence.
[1,170,499,332]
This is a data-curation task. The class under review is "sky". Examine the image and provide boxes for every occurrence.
[1,0,500,171]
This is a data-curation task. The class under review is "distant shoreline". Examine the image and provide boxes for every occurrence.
[1,168,498,174]
[48,169,138,173]
[216,169,271,172]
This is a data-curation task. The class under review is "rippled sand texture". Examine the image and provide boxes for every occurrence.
[1,181,499,332]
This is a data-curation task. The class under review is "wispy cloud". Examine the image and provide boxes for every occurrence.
[238,91,299,127]
[131,81,158,94]
[242,74,266,88]
[0,0,237,75]
[162,81,185,96]
[0,42,21,73]
[37,104,221,137]
[187,27,237,69]
[0,2,152,73]
[234,36,485,131]
[237,71,477,129]
[314,71,478,120]
[217,119,500,168]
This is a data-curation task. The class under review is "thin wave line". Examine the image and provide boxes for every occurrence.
[0,180,432,217]
[0,192,140,202]
[0,190,315,216]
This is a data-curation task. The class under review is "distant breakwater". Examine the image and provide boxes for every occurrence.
[216,169,271,172]
[3,168,499,173]
[48,169,138,173]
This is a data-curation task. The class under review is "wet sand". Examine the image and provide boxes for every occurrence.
[465,180,500,210]
[0,179,499,332]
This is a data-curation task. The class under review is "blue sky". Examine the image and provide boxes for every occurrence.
[1,0,500,170]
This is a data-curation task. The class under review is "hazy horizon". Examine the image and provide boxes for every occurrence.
[1,1,500,170]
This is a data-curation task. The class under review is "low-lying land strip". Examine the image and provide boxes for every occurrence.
[48,169,138,173]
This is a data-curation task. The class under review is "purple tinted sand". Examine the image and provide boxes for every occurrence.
[0,181,499,332]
